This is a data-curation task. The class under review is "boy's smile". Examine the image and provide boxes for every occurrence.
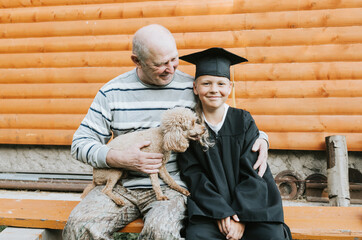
[193,75,232,111]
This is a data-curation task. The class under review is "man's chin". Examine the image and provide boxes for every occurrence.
[158,75,173,84]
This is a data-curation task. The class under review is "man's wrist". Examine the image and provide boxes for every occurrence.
[105,148,118,168]
[258,131,269,148]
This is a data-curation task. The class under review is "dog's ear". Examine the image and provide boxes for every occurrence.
[163,126,189,152]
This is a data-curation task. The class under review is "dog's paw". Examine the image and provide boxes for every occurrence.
[182,189,190,196]
[157,195,169,201]
[114,199,125,206]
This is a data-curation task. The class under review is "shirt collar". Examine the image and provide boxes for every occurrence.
[203,104,229,135]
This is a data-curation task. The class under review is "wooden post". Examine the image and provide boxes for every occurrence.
[325,135,350,206]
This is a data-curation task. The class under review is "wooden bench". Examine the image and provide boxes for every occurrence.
[0,198,361,239]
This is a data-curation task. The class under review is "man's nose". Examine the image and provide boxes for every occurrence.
[165,62,176,74]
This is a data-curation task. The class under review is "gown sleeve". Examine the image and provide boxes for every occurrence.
[231,111,283,222]
[178,144,236,220]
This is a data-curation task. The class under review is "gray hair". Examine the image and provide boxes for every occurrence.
[132,36,150,63]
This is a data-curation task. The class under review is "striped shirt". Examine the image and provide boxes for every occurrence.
[71,68,196,189]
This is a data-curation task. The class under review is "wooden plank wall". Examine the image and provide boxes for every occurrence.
[0,0,361,151]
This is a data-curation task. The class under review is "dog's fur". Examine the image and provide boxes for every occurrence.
[81,107,206,206]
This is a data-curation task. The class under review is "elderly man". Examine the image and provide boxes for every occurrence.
[63,24,269,240]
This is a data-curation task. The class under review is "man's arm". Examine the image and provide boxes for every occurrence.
[252,130,269,177]
[71,90,163,172]
[71,90,113,168]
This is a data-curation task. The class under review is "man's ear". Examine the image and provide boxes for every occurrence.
[131,54,142,68]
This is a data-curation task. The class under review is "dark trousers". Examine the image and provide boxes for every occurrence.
[186,217,292,240]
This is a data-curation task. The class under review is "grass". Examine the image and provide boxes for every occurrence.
[0,226,5,232]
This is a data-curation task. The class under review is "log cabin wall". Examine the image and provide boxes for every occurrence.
[0,0,361,151]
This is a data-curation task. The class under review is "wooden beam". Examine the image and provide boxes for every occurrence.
[234,80,362,98]
[0,0,183,9]
[254,115,362,133]
[0,67,130,84]
[0,97,361,115]
[0,99,92,114]
[0,129,75,145]
[0,44,361,68]
[0,114,84,130]
[0,129,361,150]
[1,0,361,10]
[326,135,350,206]
[0,198,361,238]
[1,26,361,53]
[1,114,362,133]
[0,62,361,84]
[0,8,360,38]
[232,97,362,115]
[0,83,102,98]
[0,198,142,233]
[1,0,362,23]
[284,206,362,239]
[0,1,235,23]
[1,80,362,99]
[267,132,362,151]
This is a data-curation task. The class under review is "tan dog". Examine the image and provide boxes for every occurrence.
[81,107,206,206]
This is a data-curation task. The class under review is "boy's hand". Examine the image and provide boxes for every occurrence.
[226,218,245,240]
[217,215,245,240]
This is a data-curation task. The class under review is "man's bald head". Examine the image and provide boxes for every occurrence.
[132,24,177,62]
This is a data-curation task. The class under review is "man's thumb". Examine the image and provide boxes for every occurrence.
[138,141,151,149]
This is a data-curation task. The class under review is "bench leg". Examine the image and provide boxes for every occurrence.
[0,227,62,240]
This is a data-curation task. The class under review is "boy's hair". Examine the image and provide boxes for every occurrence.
[194,96,214,151]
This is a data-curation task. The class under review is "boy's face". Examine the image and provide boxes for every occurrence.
[193,75,232,111]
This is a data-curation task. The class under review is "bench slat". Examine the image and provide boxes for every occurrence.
[0,198,361,239]
[0,199,142,233]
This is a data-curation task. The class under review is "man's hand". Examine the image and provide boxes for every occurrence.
[217,215,245,240]
[106,141,163,174]
[252,138,268,177]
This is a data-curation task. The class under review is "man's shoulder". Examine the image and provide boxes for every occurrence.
[100,68,138,92]
[173,70,194,82]
[108,68,138,84]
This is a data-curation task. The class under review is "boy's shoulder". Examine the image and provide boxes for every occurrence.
[226,107,256,129]
[228,107,252,118]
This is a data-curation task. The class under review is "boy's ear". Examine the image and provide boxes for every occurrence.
[193,81,198,95]
[131,55,142,67]
[228,81,233,95]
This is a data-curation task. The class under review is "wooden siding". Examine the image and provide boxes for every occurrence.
[0,0,361,150]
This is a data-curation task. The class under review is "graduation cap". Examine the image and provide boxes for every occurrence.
[179,47,248,80]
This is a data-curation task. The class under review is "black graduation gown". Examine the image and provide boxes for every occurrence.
[178,107,284,224]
